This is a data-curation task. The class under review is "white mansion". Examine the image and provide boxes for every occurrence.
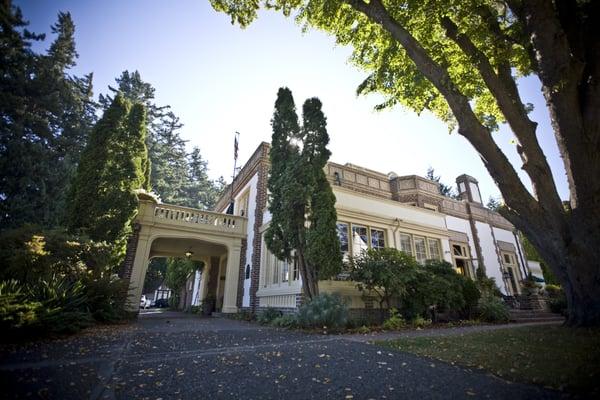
[180,142,530,313]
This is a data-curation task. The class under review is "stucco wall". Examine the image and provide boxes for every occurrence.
[333,188,446,229]
[476,221,507,294]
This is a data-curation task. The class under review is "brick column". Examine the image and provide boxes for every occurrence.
[119,223,141,302]
[249,159,270,313]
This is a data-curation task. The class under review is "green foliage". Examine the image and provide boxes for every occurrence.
[0,226,127,338]
[296,293,348,330]
[0,276,93,337]
[411,315,432,328]
[382,308,406,330]
[351,249,480,321]
[270,313,298,328]
[0,3,96,229]
[544,284,567,316]
[101,70,224,209]
[143,258,168,293]
[477,294,510,323]
[164,258,197,294]
[66,94,149,261]
[475,266,503,297]
[265,88,341,299]
[0,225,116,284]
[257,307,282,324]
[350,247,418,311]
[461,278,481,318]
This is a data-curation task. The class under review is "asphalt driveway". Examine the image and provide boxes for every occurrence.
[0,311,568,399]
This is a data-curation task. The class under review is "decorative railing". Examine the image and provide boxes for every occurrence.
[149,203,247,236]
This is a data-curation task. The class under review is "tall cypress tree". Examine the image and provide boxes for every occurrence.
[67,94,148,255]
[265,88,341,300]
[302,98,342,284]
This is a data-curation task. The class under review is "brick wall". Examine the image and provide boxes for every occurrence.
[249,159,269,312]
[118,223,141,303]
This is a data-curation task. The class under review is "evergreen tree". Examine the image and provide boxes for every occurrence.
[0,3,96,229]
[265,88,341,300]
[101,71,223,208]
[67,95,148,255]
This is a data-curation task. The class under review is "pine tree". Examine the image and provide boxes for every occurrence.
[0,3,96,229]
[265,88,341,300]
[67,94,148,254]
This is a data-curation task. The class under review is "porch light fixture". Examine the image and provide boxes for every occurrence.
[185,249,194,259]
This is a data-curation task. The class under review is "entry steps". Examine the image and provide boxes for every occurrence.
[509,309,565,323]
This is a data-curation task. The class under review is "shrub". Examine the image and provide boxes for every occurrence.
[461,279,481,318]
[411,315,432,328]
[270,313,298,328]
[82,273,128,322]
[257,307,282,324]
[0,280,42,334]
[544,285,567,315]
[477,294,510,323]
[382,307,406,330]
[297,293,348,330]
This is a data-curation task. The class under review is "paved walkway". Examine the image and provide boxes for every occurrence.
[0,311,569,399]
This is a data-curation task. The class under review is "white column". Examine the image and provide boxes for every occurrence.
[222,242,242,313]
[191,270,201,306]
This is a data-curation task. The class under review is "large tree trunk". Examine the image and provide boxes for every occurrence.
[509,209,600,327]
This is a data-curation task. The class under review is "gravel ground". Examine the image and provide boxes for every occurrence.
[0,311,570,399]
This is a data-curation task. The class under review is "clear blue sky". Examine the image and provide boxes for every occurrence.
[16,0,569,202]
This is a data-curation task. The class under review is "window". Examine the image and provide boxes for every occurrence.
[292,256,299,280]
[414,236,427,264]
[271,254,279,284]
[337,221,388,257]
[337,222,349,260]
[451,242,472,277]
[351,225,369,256]
[237,190,250,217]
[501,251,520,295]
[400,233,413,256]
[427,238,441,260]
[282,259,289,282]
[371,229,386,249]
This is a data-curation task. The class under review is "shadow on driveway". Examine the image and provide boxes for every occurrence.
[1,312,567,399]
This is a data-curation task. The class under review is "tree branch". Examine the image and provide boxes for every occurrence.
[440,16,564,220]
[345,0,541,220]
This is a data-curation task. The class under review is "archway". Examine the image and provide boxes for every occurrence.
[123,198,247,314]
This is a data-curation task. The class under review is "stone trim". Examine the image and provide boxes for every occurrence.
[466,203,485,273]
[448,229,469,243]
[497,240,516,253]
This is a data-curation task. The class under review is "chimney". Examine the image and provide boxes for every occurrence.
[456,174,482,204]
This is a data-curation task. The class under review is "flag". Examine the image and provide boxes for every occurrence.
[234,132,239,161]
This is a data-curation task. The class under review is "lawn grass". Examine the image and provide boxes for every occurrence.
[380,325,600,394]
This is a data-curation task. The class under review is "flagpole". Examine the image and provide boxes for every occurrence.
[229,132,240,213]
